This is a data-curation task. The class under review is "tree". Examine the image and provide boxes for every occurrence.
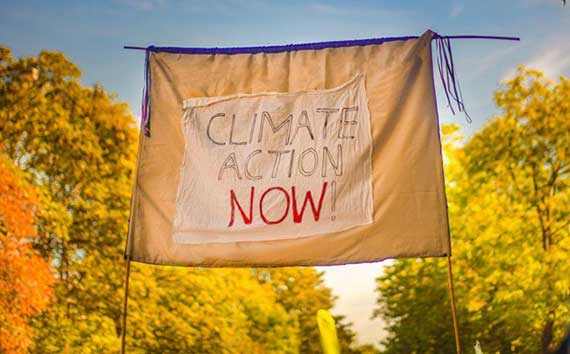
[374,68,570,354]
[255,267,367,353]
[1,46,365,353]
[459,67,570,353]
[125,267,298,354]
[334,315,381,354]
[352,344,381,354]
[0,45,139,351]
[256,267,334,353]
[0,154,54,354]
[375,258,473,354]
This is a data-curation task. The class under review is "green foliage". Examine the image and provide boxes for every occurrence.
[256,267,335,353]
[375,67,570,354]
[375,258,472,354]
[1,45,138,352]
[126,267,298,354]
[351,344,381,354]
[1,46,366,353]
[255,267,372,353]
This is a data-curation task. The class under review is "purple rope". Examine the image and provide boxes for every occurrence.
[436,39,454,115]
[124,33,519,55]
[135,32,517,135]
[434,36,472,123]
[141,50,151,137]
[135,36,421,55]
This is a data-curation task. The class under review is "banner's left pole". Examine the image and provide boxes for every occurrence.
[447,255,462,354]
[121,258,132,354]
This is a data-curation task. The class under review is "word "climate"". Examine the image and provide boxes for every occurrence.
[206,107,360,146]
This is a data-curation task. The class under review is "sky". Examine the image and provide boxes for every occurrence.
[1,0,569,348]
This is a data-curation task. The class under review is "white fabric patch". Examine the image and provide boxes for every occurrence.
[173,75,373,244]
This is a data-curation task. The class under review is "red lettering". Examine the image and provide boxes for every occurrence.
[228,187,254,227]
[228,183,329,226]
[291,182,328,223]
[259,187,290,225]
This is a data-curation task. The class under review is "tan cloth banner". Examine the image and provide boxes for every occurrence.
[126,30,450,266]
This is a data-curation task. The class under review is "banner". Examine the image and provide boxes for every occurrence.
[126,30,450,266]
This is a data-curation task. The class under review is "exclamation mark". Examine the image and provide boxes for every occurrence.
[330,181,336,221]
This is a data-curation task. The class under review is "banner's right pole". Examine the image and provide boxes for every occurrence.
[447,255,462,354]
[431,33,521,354]
[120,258,132,354]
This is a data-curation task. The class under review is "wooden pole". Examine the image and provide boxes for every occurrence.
[447,255,462,354]
[120,259,132,354]
[123,35,520,51]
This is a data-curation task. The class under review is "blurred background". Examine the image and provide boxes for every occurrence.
[1,1,569,353]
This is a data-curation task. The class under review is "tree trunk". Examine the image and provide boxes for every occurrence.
[541,319,554,354]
